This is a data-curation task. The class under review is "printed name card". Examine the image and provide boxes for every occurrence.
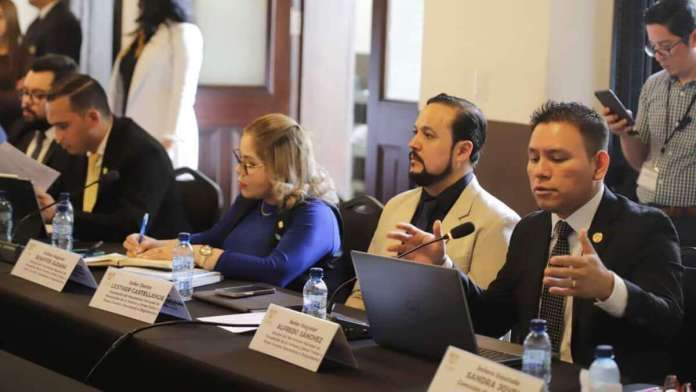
[428,346,543,392]
[249,303,357,372]
[89,267,191,324]
[11,239,97,291]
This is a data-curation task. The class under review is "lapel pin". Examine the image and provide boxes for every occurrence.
[102,167,108,175]
[592,232,603,244]
[277,220,284,230]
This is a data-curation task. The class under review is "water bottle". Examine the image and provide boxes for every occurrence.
[302,267,328,319]
[58,192,73,222]
[589,345,621,392]
[0,191,12,242]
[172,232,194,301]
[51,196,73,251]
[522,319,552,389]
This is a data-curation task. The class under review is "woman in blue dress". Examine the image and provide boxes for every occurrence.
[123,113,342,288]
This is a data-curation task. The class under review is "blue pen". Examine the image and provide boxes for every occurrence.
[138,213,149,244]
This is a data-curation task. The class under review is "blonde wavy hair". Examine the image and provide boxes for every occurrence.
[243,113,338,210]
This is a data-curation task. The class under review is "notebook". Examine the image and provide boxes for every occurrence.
[351,250,522,365]
[121,266,223,288]
[84,253,172,269]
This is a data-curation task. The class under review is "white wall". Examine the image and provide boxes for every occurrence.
[420,0,614,124]
[301,0,355,198]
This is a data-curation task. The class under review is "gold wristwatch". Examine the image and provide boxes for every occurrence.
[198,245,213,267]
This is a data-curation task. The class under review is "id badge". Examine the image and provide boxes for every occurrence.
[637,164,658,193]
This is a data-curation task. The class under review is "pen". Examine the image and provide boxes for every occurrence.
[138,213,149,244]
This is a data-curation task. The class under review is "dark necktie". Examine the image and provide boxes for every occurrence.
[30,130,46,160]
[412,196,438,232]
[539,220,573,353]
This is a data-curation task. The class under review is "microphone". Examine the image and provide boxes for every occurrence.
[11,170,120,240]
[327,222,476,313]
[397,222,475,259]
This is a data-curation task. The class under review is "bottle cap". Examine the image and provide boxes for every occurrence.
[309,267,323,279]
[57,204,69,213]
[530,318,547,332]
[59,192,70,201]
[595,345,614,358]
[178,232,191,242]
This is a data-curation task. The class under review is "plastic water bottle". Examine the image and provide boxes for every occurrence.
[589,345,621,392]
[58,192,73,222]
[522,319,552,389]
[51,197,73,250]
[0,191,12,242]
[302,267,328,319]
[172,232,194,301]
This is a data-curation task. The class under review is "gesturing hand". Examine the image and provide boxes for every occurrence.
[543,229,615,300]
[385,220,447,265]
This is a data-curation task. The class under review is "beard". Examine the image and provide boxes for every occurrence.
[408,151,453,187]
[23,115,51,132]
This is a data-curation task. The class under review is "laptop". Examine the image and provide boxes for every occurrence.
[0,176,48,245]
[351,250,522,365]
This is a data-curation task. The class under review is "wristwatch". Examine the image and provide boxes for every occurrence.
[198,245,213,268]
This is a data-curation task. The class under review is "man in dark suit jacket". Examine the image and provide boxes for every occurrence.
[9,55,76,194]
[23,0,82,64]
[35,73,189,242]
[397,102,683,383]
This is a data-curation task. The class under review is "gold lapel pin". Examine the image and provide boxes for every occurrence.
[592,232,603,244]
[102,167,108,175]
[277,220,284,230]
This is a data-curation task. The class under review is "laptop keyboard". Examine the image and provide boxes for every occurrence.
[478,347,521,363]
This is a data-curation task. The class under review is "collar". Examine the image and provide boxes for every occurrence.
[420,171,473,209]
[88,121,112,159]
[551,184,604,238]
[38,1,59,19]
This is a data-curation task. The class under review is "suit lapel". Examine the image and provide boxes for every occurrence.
[441,177,477,261]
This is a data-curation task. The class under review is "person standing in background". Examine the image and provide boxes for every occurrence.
[107,0,203,169]
[0,0,29,131]
[22,0,82,64]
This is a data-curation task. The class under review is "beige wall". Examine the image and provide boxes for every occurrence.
[420,0,614,123]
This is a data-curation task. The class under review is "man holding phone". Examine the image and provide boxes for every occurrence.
[603,0,696,245]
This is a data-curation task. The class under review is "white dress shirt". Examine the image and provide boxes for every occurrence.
[25,128,55,164]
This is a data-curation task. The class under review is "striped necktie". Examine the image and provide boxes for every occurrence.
[538,220,573,353]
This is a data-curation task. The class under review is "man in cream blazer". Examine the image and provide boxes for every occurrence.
[345,93,519,310]
[107,22,202,169]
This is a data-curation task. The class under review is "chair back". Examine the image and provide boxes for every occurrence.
[174,167,223,233]
[670,248,696,381]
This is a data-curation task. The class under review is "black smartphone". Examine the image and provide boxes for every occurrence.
[595,89,634,125]
[214,284,276,299]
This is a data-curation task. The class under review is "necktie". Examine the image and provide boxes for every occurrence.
[83,153,101,212]
[30,131,46,160]
[539,220,573,353]
[412,196,438,232]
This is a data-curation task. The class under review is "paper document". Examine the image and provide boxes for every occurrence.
[0,143,59,190]
[198,312,266,334]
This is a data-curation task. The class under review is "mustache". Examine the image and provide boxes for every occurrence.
[409,151,424,164]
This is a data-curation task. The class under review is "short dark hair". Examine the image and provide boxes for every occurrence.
[645,0,696,39]
[426,93,487,164]
[530,101,609,157]
[29,54,78,86]
[47,73,111,117]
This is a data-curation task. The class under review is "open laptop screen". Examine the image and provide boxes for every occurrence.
[0,176,48,245]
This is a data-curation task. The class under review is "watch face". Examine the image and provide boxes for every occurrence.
[200,246,212,256]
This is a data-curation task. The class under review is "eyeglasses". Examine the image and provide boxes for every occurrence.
[644,39,685,58]
[233,148,264,175]
[19,88,48,101]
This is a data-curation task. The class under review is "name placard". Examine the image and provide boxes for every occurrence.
[428,346,543,392]
[89,267,191,324]
[11,239,97,291]
[249,304,357,372]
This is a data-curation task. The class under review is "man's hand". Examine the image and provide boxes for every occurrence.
[385,220,446,265]
[34,187,56,222]
[602,107,634,137]
[543,229,615,300]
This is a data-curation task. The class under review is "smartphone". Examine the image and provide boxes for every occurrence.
[595,89,634,125]
[214,284,276,299]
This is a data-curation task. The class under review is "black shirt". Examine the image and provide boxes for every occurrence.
[410,172,474,232]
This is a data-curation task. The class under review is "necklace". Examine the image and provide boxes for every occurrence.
[260,201,274,217]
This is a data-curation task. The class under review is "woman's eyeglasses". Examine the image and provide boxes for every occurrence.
[233,149,264,175]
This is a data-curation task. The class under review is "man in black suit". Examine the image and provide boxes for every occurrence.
[396,102,683,383]
[23,0,82,64]
[9,55,76,188]
[35,73,189,241]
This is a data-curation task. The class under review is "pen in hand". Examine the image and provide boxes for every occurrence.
[137,213,149,252]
